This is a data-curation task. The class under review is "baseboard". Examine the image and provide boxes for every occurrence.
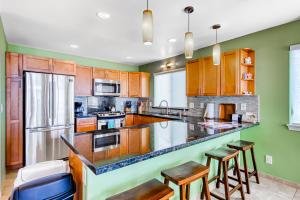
[259,171,300,189]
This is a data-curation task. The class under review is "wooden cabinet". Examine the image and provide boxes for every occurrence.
[75,65,93,96]
[128,128,141,154]
[186,60,202,96]
[119,129,129,156]
[125,114,134,126]
[120,72,129,97]
[6,78,23,169]
[74,134,93,161]
[125,114,169,126]
[128,72,150,98]
[128,72,141,97]
[23,55,53,73]
[93,68,120,81]
[6,52,22,78]
[202,56,221,96]
[75,117,97,132]
[140,127,151,154]
[52,59,76,75]
[221,50,240,96]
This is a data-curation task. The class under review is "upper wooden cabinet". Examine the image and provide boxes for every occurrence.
[75,65,93,96]
[93,68,120,81]
[186,60,202,96]
[128,72,150,98]
[52,59,76,76]
[6,52,23,78]
[128,72,141,97]
[120,72,129,97]
[221,50,240,96]
[6,78,23,169]
[23,55,53,73]
[202,56,221,96]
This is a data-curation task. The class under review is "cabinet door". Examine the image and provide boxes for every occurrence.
[105,69,120,81]
[140,72,150,98]
[186,60,202,96]
[202,56,220,96]
[140,127,150,154]
[120,72,129,97]
[6,78,23,169]
[128,129,141,154]
[120,129,129,156]
[93,68,106,79]
[53,59,76,75]
[23,55,53,73]
[6,52,22,78]
[75,66,93,96]
[75,117,97,132]
[128,72,141,97]
[125,114,134,126]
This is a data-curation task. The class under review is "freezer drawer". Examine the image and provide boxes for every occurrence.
[25,126,73,166]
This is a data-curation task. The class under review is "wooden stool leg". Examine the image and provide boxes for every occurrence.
[251,147,260,184]
[233,154,238,176]
[234,156,245,200]
[216,161,222,189]
[164,178,169,185]
[201,157,211,199]
[186,184,190,200]
[223,161,230,200]
[203,175,211,200]
[242,150,251,194]
[180,184,186,200]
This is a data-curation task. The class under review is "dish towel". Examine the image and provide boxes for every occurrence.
[108,120,115,129]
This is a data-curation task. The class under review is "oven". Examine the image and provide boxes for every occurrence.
[97,113,126,130]
[93,79,120,96]
[93,130,120,152]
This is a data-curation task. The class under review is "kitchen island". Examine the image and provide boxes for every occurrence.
[62,115,258,200]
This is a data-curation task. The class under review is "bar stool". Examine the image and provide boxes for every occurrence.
[201,147,245,200]
[106,179,174,200]
[227,140,260,194]
[161,161,211,200]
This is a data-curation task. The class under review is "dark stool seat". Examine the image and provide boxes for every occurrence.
[228,140,259,194]
[201,147,245,200]
[106,179,174,200]
[161,161,211,200]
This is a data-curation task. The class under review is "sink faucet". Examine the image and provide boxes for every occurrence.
[159,100,169,115]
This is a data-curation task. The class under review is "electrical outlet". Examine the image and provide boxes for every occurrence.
[189,102,194,109]
[189,124,194,131]
[241,103,247,111]
[200,103,205,109]
[266,155,273,165]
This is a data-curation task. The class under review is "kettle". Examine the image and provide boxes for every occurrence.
[204,102,215,119]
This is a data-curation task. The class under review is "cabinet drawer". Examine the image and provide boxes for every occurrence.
[76,124,97,132]
[76,117,97,125]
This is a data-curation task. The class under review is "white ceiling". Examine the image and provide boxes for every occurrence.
[1,0,300,66]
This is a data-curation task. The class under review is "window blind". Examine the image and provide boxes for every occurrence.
[154,69,187,108]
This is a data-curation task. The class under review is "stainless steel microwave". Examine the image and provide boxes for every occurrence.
[93,79,120,96]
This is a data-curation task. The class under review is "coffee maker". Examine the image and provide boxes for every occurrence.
[74,102,84,116]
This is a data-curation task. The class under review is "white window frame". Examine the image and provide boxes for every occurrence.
[288,44,300,131]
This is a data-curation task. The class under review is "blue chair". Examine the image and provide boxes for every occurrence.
[10,173,76,200]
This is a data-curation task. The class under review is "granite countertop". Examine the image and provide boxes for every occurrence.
[74,114,97,119]
[62,114,258,175]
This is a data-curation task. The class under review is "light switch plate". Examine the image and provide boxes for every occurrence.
[189,102,194,109]
[200,103,205,109]
[241,103,247,111]
[266,155,273,165]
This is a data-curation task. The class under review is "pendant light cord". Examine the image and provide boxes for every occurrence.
[146,0,149,10]
[188,13,190,32]
[215,28,218,44]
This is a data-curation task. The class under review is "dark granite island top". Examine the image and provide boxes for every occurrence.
[62,118,258,175]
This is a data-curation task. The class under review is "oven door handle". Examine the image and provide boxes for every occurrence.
[94,132,120,139]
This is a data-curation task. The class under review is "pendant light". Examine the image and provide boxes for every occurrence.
[184,6,194,59]
[143,0,153,46]
[212,24,221,66]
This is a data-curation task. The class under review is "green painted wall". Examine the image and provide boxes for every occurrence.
[0,17,7,187]
[84,132,240,200]
[7,44,139,72]
[140,20,300,184]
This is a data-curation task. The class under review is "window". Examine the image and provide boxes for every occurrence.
[154,69,187,108]
[288,44,300,131]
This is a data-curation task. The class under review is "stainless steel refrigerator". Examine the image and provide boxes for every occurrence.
[25,72,74,166]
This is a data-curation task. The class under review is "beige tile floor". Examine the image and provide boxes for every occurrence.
[0,170,300,200]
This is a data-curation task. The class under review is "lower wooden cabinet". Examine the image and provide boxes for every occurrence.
[75,117,97,132]
[125,114,169,126]
[6,78,23,169]
[75,65,93,96]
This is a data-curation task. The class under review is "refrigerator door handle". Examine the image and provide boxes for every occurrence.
[48,79,52,126]
[52,77,57,125]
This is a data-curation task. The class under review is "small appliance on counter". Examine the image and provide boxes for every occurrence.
[204,102,215,119]
[74,102,85,116]
[125,101,132,112]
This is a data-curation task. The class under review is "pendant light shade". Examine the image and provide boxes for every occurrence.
[185,32,194,59]
[143,0,153,45]
[184,6,194,59]
[212,24,221,66]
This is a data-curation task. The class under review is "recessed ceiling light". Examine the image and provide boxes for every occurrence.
[168,38,177,43]
[70,44,79,49]
[126,56,133,59]
[97,12,111,19]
